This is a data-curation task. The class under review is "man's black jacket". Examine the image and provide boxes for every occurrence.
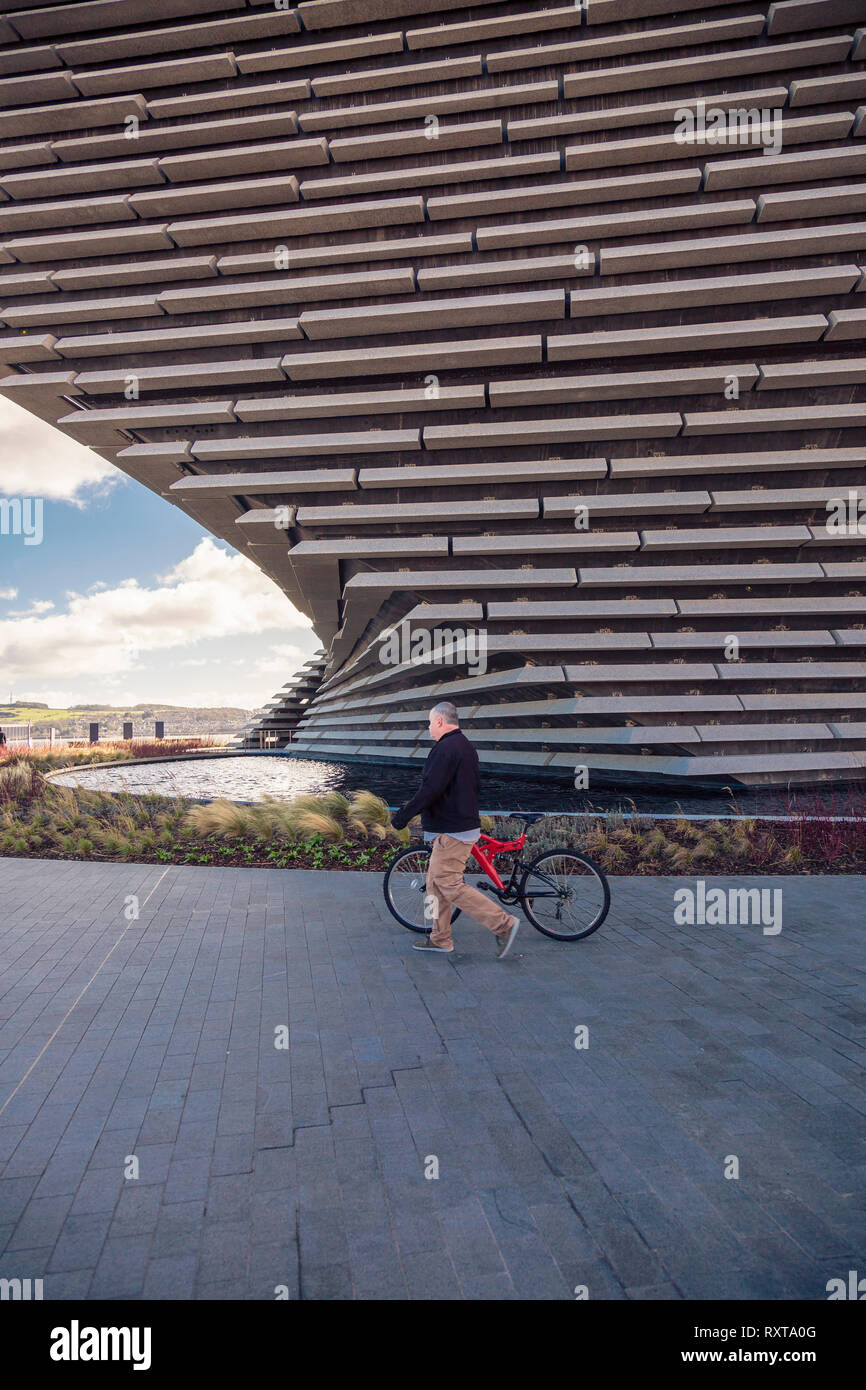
[390,728,480,833]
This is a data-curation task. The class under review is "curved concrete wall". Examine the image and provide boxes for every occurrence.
[2,0,866,787]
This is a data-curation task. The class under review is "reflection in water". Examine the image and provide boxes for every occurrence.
[48,754,863,819]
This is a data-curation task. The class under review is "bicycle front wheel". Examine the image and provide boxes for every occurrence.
[383,846,462,934]
[519,849,610,941]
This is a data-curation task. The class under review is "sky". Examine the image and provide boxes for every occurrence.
[0,397,320,712]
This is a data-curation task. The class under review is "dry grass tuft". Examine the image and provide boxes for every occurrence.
[691,835,718,864]
[0,760,40,803]
[247,796,296,839]
[186,799,255,837]
[670,845,696,871]
[320,790,351,820]
[284,807,344,842]
[350,789,393,829]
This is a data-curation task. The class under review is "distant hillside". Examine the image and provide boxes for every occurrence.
[0,703,265,738]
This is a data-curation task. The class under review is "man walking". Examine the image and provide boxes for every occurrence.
[390,702,520,958]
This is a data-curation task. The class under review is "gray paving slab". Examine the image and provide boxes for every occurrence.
[1,858,865,1300]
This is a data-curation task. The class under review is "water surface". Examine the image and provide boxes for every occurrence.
[50,754,863,819]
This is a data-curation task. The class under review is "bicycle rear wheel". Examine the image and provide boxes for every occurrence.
[383,846,462,934]
[519,849,610,941]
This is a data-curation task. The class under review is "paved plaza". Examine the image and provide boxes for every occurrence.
[0,857,864,1300]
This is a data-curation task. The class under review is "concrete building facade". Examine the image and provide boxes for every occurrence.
[1,0,865,786]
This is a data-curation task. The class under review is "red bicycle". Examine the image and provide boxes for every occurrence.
[383,816,610,942]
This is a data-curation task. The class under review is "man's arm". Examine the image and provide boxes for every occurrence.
[390,741,458,830]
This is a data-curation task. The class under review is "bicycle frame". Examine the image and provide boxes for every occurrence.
[470,830,527,894]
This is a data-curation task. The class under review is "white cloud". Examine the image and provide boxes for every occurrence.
[7,599,54,617]
[0,397,119,504]
[0,587,18,600]
[0,537,314,685]
[254,642,307,675]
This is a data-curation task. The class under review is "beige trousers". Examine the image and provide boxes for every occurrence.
[425,833,514,949]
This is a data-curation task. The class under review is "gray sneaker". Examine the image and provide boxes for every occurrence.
[412,940,454,953]
[495,917,520,959]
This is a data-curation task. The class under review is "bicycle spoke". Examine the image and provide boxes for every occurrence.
[521,851,609,939]
[386,850,432,931]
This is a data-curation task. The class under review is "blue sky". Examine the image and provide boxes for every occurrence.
[0,398,319,711]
